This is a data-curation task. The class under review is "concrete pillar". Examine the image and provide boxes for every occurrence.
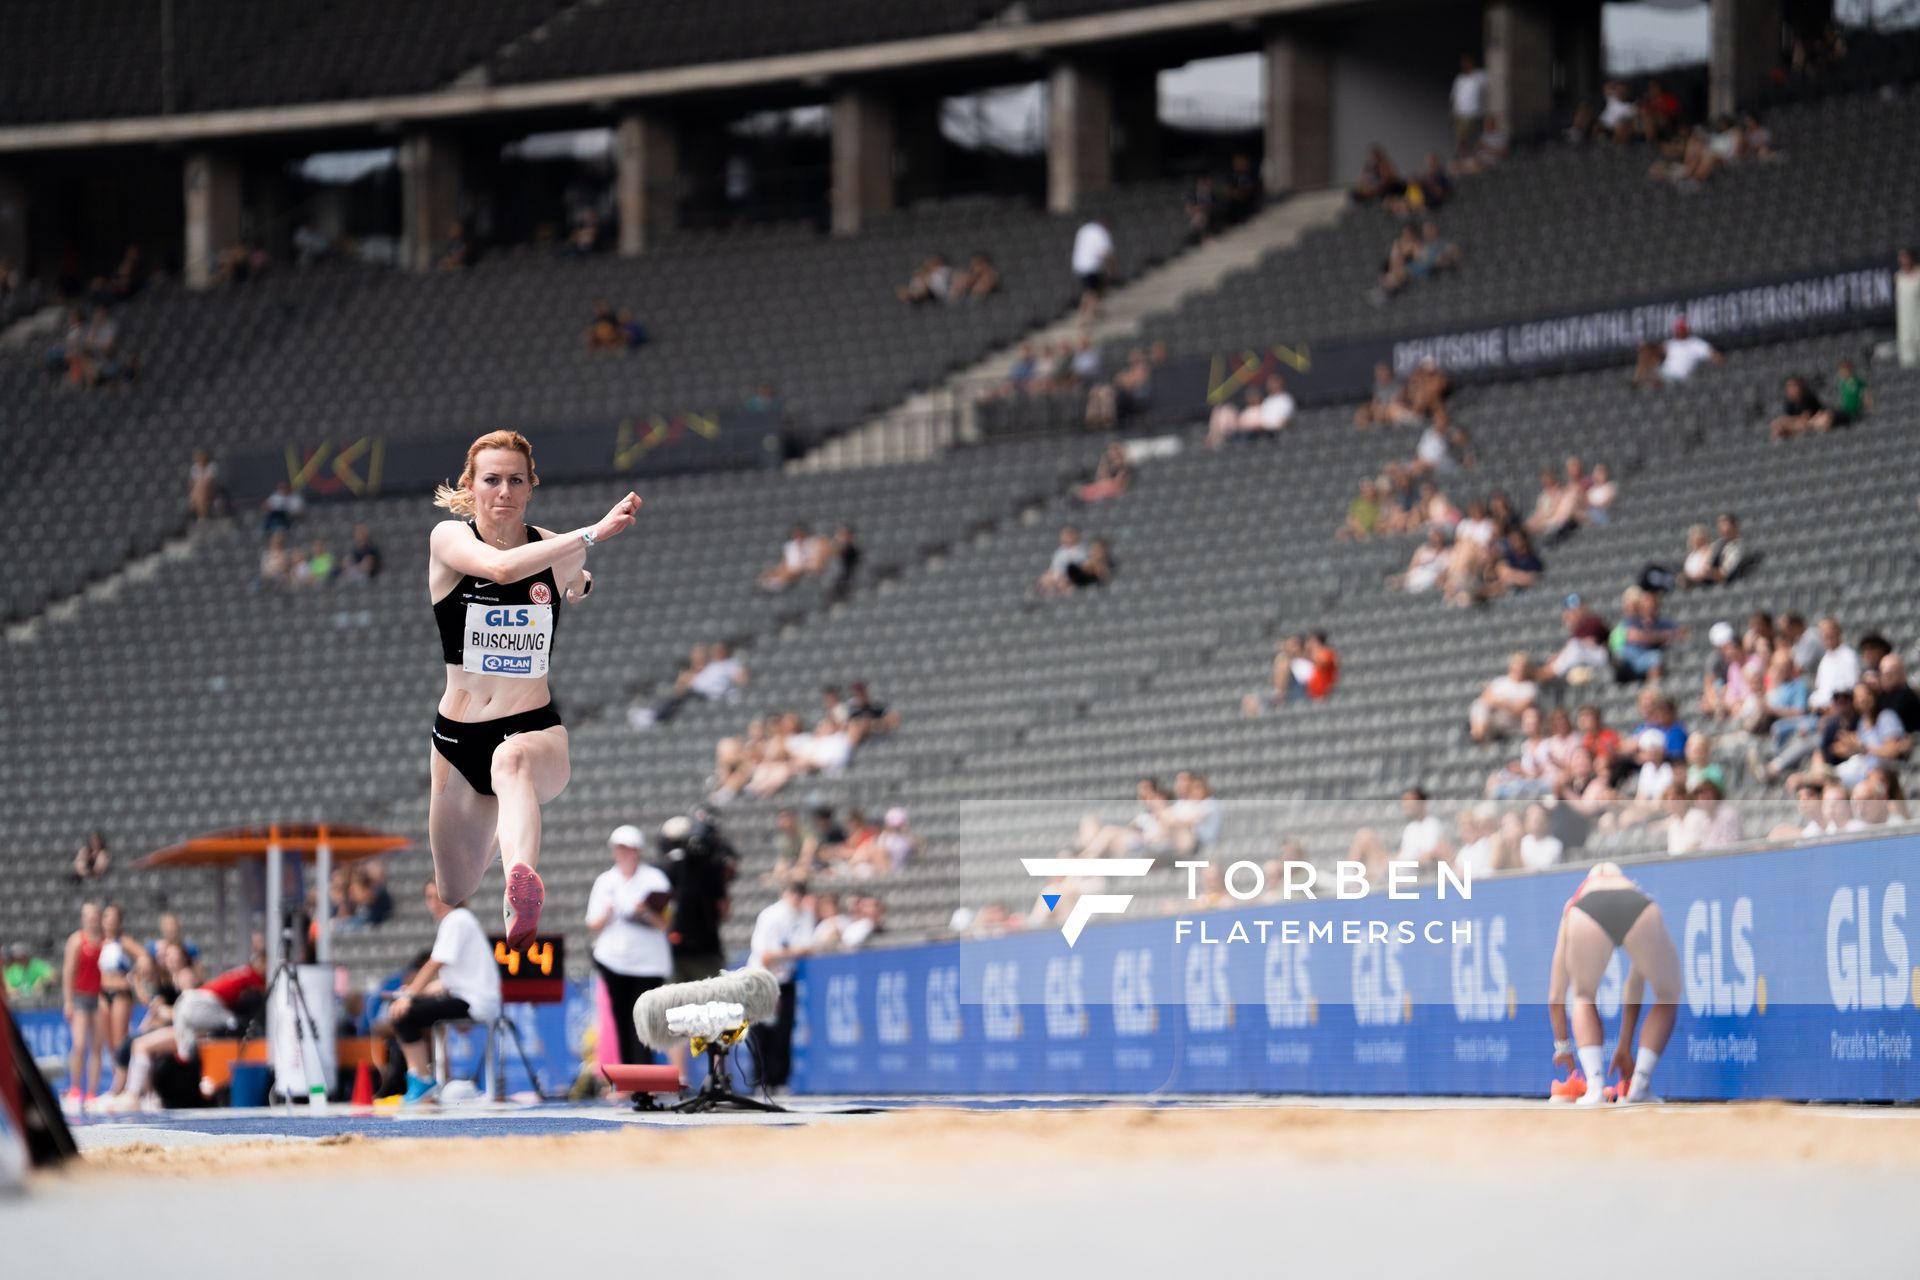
[1485,1,1555,141]
[1111,68,1161,185]
[1557,0,1606,117]
[1711,0,1784,118]
[615,112,679,255]
[1047,61,1112,214]
[831,87,895,236]
[894,95,947,207]
[182,150,242,290]
[400,132,465,273]
[1263,33,1331,195]
[0,169,26,278]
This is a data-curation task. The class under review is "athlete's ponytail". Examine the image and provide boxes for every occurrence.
[434,430,539,516]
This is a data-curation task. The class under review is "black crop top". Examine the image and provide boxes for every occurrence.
[432,522,563,677]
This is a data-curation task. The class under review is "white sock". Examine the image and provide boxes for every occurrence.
[125,1051,152,1100]
[1577,1045,1605,1092]
[1628,1046,1661,1100]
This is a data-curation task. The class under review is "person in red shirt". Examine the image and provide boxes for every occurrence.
[1303,631,1340,700]
[106,948,266,1111]
[61,901,106,1106]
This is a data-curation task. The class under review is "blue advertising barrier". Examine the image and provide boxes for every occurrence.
[793,835,1920,1101]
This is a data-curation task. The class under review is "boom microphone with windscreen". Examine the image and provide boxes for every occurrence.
[633,968,780,1052]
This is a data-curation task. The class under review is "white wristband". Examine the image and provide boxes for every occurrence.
[1553,1038,1574,1056]
[581,528,597,550]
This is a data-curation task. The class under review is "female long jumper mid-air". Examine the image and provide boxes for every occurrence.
[1548,862,1682,1104]
[427,430,639,946]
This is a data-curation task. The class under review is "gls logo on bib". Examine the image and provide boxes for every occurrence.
[464,603,552,678]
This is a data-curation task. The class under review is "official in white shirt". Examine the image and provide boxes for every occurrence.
[748,881,816,1089]
[389,879,504,1102]
[586,824,675,1065]
[1072,217,1115,324]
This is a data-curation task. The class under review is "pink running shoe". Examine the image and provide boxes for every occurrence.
[503,863,545,950]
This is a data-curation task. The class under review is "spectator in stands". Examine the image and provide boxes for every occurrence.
[1767,781,1828,841]
[1455,113,1509,174]
[1065,778,1171,860]
[188,450,221,522]
[1067,334,1103,386]
[1828,358,1871,424]
[1450,55,1487,157]
[1550,746,1615,848]
[1036,525,1087,595]
[1206,373,1294,446]
[1683,732,1726,795]
[1072,217,1114,325]
[1632,318,1721,389]
[1395,527,1451,595]
[585,826,673,1068]
[146,913,198,969]
[1084,347,1156,429]
[1492,528,1544,595]
[1600,730,1677,832]
[259,480,304,538]
[1411,417,1470,476]
[1897,248,1919,369]
[1336,478,1384,542]
[1525,468,1584,543]
[71,829,110,882]
[1372,224,1422,303]
[1809,617,1860,710]
[1669,779,1742,854]
[1185,175,1220,244]
[1157,771,1222,857]
[877,808,919,873]
[897,254,952,305]
[347,865,393,927]
[1595,81,1638,143]
[1398,788,1450,870]
[1354,363,1406,428]
[1876,652,1920,733]
[1835,683,1912,789]
[5,939,54,1000]
[1534,594,1611,695]
[298,538,336,587]
[1769,375,1840,439]
[70,304,131,387]
[1470,652,1539,743]
[1584,462,1617,524]
[585,301,623,352]
[1700,621,1760,727]
[1638,79,1682,143]
[1614,588,1684,682]
[1485,707,1564,799]
[565,207,602,256]
[1349,145,1403,204]
[844,682,897,743]
[1693,512,1746,586]
[1629,689,1689,762]
[1077,444,1134,504]
[44,306,84,379]
[950,252,1001,301]
[1396,222,1463,300]
[438,221,472,272]
[343,523,382,581]
[1223,154,1260,223]
[760,523,830,592]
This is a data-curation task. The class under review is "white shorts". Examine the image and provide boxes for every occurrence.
[172,990,236,1057]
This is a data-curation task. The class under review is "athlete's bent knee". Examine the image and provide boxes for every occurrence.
[490,739,530,786]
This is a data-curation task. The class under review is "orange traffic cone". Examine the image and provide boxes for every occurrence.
[351,1061,374,1108]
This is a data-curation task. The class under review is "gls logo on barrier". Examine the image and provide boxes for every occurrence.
[1684,897,1762,1017]
[1021,858,1154,946]
[1827,882,1913,1012]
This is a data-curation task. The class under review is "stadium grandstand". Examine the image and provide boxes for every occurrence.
[5,0,1920,1255]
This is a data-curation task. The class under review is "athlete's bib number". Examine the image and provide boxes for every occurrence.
[463,603,552,679]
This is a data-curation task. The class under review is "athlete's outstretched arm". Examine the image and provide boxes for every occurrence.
[1613,967,1646,1079]
[432,492,638,584]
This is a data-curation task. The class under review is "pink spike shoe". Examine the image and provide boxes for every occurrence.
[504,863,545,950]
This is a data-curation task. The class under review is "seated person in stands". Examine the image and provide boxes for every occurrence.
[1223,153,1261,223]
[1349,145,1403,204]
[1184,175,1220,243]
[1469,652,1539,743]
[825,525,862,599]
[760,523,831,591]
[1084,348,1156,429]
[1613,588,1685,681]
[1598,731,1677,832]
[438,221,471,272]
[1525,468,1586,542]
[1832,359,1870,423]
[584,301,623,352]
[1395,527,1451,594]
[1063,537,1114,590]
[1586,462,1617,523]
[1769,375,1840,439]
[1374,224,1424,300]
[1064,778,1173,860]
[1632,318,1721,389]
[1354,363,1411,428]
[1683,512,1745,586]
[1537,593,1611,688]
[844,682,898,744]
[1492,529,1545,596]
[1036,525,1087,595]
[1596,81,1637,143]
[344,523,382,581]
[895,254,952,304]
[1206,373,1295,446]
[1336,478,1384,542]
[1453,114,1508,174]
[1078,444,1134,503]
[949,252,1000,301]
[1242,633,1338,715]
[1156,771,1222,857]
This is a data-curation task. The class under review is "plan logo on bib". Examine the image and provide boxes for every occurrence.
[1021,857,1154,947]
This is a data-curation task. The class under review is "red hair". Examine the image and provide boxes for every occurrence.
[434,431,538,516]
